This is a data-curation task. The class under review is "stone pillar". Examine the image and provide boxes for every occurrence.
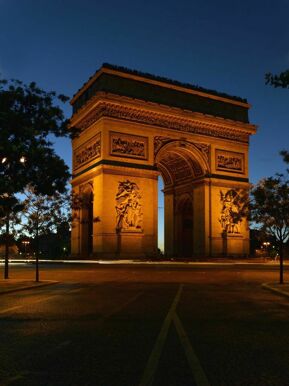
[164,189,175,258]
[87,167,158,259]
[71,186,81,257]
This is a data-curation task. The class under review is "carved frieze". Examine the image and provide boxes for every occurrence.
[73,133,101,170]
[216,149,244,174]
[110,132,148,160]
[115,180,143,232]
[76,102,249,143]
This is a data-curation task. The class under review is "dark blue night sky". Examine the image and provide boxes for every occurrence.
[1,0,289,248]
[2,0,289,180]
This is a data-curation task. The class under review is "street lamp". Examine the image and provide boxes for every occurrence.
[263,241,271,257]
[22,240,30,258]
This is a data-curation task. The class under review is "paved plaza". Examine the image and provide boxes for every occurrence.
[0,262,289,386]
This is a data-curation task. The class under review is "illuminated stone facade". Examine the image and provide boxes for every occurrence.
[70,64,256,258]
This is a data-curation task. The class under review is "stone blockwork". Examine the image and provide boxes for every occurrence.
[70,64,256,258]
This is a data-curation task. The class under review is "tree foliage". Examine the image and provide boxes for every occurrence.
[0,78,75,196]
[265,69,289,89]
[251,176,289,244]
[21,187,71,239]
[0,78,76,277]
[251,156,289,283]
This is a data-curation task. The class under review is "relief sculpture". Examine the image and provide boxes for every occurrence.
[74,134,101,169]
[115,180,143,232]
[219,190,243,234]
[110,132,148,159]
[216,150,244,173]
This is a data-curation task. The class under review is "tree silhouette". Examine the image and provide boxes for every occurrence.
[0,78,76,279]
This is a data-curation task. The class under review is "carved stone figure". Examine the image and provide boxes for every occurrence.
[219,190,242,234]
[115,180,143,232]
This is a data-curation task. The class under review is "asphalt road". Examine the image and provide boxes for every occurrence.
[1,263,289,386]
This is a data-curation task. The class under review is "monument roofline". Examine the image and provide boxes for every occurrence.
[72,63,248,105]
[71,64,251,123]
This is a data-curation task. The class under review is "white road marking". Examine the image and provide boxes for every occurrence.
[0,305,24,314]
[139,284,183,386]
[173,313,211,386]
[0,286,83,316]
[0,295,59,315]
[139,284,211,386]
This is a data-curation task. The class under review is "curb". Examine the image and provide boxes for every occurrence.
[262,282,289,299]
[0,280,59,295]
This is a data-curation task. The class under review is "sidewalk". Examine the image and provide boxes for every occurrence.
[262,282,289,299]
[0,257,286,265]
[0,279,58,295]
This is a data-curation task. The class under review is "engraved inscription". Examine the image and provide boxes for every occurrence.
[110,132,148,160]
[216,150,244,173]
[73,133,101,170]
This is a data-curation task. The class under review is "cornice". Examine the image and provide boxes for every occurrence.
[70,93,257,143]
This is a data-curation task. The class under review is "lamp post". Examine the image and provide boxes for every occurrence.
[263,241,271,259]
[22,240,30,258]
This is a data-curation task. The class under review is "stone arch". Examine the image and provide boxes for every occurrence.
[155,141,209,257]
[70,65,255,259]
[155,140,210,187]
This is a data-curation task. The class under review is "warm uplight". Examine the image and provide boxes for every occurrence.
[19,156,26,163]
[1,157,7,164]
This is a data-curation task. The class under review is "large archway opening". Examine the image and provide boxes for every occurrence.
[155,141,208,258]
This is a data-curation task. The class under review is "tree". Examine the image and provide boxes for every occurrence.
[280,150,289,165]
[0,78,76,279]
[251,167,289,284]
[265,70,289,89]
[21,187,70,240]
[20,188,70,279]
[0,194,23,278]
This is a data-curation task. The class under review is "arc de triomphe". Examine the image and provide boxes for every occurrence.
[70,64,256,259]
